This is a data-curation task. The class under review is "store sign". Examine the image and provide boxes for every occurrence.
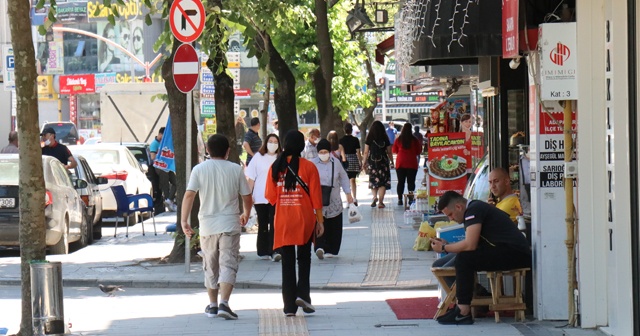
[201,84,215,98]
[87,0,143,21]
[201,99,215,117]
[539,23,578,100]
[234,88,251,99]
[3,46,14,90]
[502,0,519,58]
[57,2,88,23]
[59,74,96,94]
[388,87,440,103]
[427,132,471,208]
[95,73,117,92]
[37,76,58,101]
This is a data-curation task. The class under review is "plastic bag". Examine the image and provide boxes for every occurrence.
[348,203,362,223]
[413,221,436,251]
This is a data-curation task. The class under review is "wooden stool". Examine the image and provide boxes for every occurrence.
[431,267,529,322]
[486,268,530,322]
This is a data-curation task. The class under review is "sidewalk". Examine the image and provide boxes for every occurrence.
[0,168,606,336]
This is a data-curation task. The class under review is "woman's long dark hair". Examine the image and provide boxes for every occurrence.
[398,122,414,149]
[271,130,305,191]
[365,120,388,143]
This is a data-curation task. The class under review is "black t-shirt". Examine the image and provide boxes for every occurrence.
[42,142,72,165]
[244,128,262,163]
[339,135,360,154]
[464,200,530,253]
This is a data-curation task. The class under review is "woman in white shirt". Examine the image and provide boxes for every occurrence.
[246,134,282,261]
[312,139,353,259]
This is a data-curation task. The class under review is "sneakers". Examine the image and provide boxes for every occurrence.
[295,298,316,314]
[285,312,296,317]
[205,304,218,317]
[324,253,335,258]
[259,255,271,260]
[271,253,282,262]
[397,200,403,206]
[315,248,325,260]
[217,303,238,320]
[437,305,473,325]
[164,199,178,212]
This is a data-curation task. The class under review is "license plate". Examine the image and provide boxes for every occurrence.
[0,198,15,208]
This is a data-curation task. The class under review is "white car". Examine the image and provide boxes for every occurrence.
[69,145,153,220]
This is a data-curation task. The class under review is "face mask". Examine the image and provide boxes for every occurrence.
[267,143,278,153]
[44,139,51,146]
[318,153,330,162]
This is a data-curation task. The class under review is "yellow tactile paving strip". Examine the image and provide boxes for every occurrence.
[362,208,401,286]
[259,308,310,336]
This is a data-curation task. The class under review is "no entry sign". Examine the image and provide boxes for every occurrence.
[173,44,199,93]
[169,0,205,43]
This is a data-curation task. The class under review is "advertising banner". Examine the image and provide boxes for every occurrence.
[94,73,117,92]
[59,74,96,94]
[57,2,88,23]
[427,132,470,209]
[153,117,176,173]
[502,0,519,58]
[97,20,146,73]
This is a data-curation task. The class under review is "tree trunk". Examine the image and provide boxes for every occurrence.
[164,36,201,263]
[8,1,47,334]
[357,38,379,149]
[255,33,298,136]
[313,68,330,137]
[315,0,335,137]
[260,67,271,139]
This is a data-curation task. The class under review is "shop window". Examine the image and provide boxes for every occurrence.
[77,94,101,141]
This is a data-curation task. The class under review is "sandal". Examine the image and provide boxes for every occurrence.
[371,198,378,208]
[378,203,385,208]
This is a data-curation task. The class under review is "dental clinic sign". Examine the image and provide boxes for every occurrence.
[59,74,96,94]
[539,22,578,100]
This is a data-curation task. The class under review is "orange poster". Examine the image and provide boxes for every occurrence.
[427,132,470,210]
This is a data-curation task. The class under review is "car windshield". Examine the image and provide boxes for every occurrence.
[44,123,77,139]
[0,160,19,185]
[127,147,148,165]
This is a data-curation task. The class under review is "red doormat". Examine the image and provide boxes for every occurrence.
[385,297,440,320]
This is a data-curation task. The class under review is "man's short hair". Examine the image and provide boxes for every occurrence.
[40,127,56,137]
[8,131,17,142]
[437,190,466,211]
[159,127,165,134]
[207,134,229,158]
[250,117,260,127]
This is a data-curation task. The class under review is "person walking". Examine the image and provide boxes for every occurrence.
[181,134,253,320]
[312,139,353,259]
[266,130,324,317]
[41,127,77,169]
[1,131,19,153]
[302,128,320,160]
[243,117,262,166]
[362,121,393,208]
[326,130,346,162]
[413,125,424,165]
[385,121,397,144]
[245,133,282,262]
[339,123,362,206]
[392,123,423,206]
[150,127,177,212]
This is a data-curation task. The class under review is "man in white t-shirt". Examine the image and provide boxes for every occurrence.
[181,134,253,320]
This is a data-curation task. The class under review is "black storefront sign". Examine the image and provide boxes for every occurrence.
[57,2,88,24]
[388,88,441,103]
[410,0,502,65]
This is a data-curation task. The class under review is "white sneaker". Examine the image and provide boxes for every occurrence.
[325,253,335,258]
[271,253,282,262]
[259,255,271,260]
[315,248,325,260]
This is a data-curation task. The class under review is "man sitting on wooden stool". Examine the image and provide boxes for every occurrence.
[430,191,531,325]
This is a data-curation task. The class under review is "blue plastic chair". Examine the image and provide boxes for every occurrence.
[110,185,157,238]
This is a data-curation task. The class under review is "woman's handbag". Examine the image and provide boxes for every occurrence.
[320,160,334,206]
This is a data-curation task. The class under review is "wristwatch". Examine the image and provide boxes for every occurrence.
[442,243,447,253]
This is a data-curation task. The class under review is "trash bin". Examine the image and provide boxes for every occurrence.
[30,261,64,336]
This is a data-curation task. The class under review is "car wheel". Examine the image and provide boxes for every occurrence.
[50,217,69,255]
[93,217,103,240]
[72,211,89,249]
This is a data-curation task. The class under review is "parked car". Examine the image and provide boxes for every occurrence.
[68,145,153,221]
[40,121,80,146]
[83,137,102,145]
[0,154,86,254]
[70,155,107,242]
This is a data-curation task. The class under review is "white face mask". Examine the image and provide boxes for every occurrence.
[267,143,278,153]
[44,139,51,146]
[318,153,330,162]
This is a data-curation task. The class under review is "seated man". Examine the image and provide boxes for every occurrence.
[430,191,531,325]
[432,167,523,281]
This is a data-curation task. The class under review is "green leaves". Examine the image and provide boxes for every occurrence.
[145,14,152,26]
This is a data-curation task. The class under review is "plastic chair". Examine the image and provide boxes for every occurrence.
[110,185,157,238]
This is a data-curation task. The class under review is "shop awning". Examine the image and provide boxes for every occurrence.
[353,103,436,115]
[376,35,395,65]
[410,0,502,66]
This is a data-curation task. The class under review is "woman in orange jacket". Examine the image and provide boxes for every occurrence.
[266,130,324,316]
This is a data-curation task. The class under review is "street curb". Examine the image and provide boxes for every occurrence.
[0,279,438,291]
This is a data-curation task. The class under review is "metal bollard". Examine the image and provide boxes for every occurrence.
[30,261,64,336]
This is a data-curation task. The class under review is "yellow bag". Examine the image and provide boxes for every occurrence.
[413,222,437,251]
[434,220,458,231]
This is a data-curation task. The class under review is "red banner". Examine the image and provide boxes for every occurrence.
[502,0,519,58]
[59,74,95,94]
[69,94,77,124]
[427,132,470,206]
